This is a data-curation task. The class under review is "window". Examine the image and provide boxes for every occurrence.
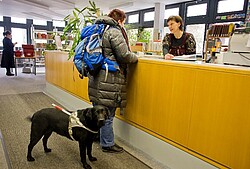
[11,17,26,24]
[53,20,65,27]
[144,11,154,22]
[128,14,139,23]
[217,0,245,13]
[33,19,47,26]
[187,3,207,17]
[163,27,171,36]
[11,28,27,48]
[0,27,4,46]
[127,29,138,45]
[164,8,179,19]
[0,16,3,22]
[185,24,206,54]
[144,28,154,41]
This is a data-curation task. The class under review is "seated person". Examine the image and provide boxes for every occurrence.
[162,15,196,60]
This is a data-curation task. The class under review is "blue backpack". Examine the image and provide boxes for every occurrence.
[74,24,119,79]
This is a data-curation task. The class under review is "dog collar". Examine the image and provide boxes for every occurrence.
[68,112,98,141]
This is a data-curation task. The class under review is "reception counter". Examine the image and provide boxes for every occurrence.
[45,51,250,169]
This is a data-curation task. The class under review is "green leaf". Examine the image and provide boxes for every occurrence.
[63,0,104,60]
[74,8,81,13]
[64,14,71,21]
[73,11,78,18]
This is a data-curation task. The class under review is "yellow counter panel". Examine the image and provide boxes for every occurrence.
[45,51,250,169]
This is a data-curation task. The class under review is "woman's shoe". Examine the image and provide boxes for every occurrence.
[102,144,124,153]
[6,73,14,76]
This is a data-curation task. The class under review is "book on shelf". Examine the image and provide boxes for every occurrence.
[208,23,234,37]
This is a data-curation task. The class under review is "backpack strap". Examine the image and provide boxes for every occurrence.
[101,24,111,82]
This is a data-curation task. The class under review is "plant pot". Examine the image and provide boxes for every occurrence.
[14,50,22,57]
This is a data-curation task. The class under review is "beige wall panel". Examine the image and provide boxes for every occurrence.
[188,69,250,169]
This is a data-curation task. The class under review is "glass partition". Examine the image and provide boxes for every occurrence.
[217,0,245,13]
[53,20,65,27]
[187,3,207,17]
[164,7,179,19]
[11,17,26,24]
[11,28,27,48]
[127,29,138,46]
[0,27,4,46]
[128,14,139,23]
[33,19,47,26]
[144,11,155,22]
[185,24,206,54]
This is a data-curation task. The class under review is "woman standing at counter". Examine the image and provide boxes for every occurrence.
[162,15,196,60]
[88,9,138,153]
[1,30,17,76]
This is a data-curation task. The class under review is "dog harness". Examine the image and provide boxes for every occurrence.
[68,112,98,141]
[51,103,98,141]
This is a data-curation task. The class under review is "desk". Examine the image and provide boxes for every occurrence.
[45,51,250,169]
[14,57,36,76]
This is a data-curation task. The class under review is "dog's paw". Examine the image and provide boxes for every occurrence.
[44,148,52,153]
[88,156,97,161]
[82,163,92,169]
[27,156,35,162]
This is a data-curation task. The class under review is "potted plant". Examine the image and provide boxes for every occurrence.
[63,1,102,59]
[137,27,151,43]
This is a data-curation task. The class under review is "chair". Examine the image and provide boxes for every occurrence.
[21,45,35,73]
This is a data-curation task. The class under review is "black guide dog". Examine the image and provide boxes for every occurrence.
[27,105,109,169]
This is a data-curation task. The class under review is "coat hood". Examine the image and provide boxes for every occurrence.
[95,16,119,27]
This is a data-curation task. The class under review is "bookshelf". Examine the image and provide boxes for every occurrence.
[31,25,72,66]
[204,23,234,62]
[31,25,73,54]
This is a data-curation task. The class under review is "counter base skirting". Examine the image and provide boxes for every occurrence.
[44,82,218,169]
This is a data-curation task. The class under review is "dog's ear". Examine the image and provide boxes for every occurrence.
[84,108,93,120]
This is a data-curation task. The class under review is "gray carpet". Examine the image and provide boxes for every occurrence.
[0,92,151,169]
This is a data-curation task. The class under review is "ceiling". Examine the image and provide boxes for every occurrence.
[0,0,192,21]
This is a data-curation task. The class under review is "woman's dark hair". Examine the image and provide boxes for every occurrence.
[3,30,11,36]
[167,15,183,31]
[108,9,126,23]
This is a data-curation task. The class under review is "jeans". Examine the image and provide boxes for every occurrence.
[100,107,116,147]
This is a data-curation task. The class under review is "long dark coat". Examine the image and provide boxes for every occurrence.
[1,37,15,68]
[88,16,138,108]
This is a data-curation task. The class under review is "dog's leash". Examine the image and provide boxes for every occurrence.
[52,103,71,115]
[52,104,98,141]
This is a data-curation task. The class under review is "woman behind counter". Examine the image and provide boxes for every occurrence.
[1,30,17,76]
[162,15,196,60]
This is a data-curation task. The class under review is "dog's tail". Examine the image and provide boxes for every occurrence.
[25,116,33,122]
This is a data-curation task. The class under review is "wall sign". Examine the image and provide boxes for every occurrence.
[216,13,246,20]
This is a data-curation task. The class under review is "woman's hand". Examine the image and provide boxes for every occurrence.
[164,53,174,60]
[13,42,17,46]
